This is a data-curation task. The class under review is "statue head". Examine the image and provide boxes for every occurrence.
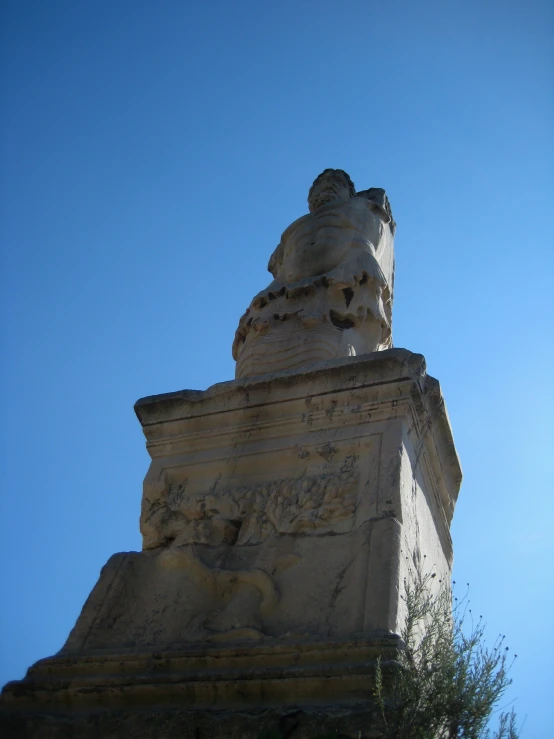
[308,169,355,213]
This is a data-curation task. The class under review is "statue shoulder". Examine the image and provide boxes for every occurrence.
[356,188,395,233]
[268,213,313,277]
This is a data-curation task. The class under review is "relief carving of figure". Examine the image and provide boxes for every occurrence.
[142,455,360,643]
[233,168,396,378]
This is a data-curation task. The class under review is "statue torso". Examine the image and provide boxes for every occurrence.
[272,197,387,284]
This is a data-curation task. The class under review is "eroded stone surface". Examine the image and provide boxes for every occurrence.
[233,169,396,378]
[51,350,460,656]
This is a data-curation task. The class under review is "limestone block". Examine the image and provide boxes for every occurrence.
[233,169,396,378]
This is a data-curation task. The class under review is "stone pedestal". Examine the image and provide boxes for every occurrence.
[0,349,461,738]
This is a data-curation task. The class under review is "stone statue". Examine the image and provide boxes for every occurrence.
[1,162,464,739]
[233,168,396,378]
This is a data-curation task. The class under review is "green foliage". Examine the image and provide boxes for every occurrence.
[373,572,518,738]
[256,573,517,738]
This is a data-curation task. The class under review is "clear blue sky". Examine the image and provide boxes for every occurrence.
[1,1,552,735]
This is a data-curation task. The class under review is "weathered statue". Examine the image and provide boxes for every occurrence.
[233,168,396,378]
[1,163,464,739]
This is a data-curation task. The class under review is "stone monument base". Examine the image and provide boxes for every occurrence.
[1,636,399,738]
[0,350,461,738]
[1,704,389,739]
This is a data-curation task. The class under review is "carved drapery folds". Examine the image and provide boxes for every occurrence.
[233,169,396,378]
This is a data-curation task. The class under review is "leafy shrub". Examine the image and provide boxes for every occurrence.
[373,572,518,738]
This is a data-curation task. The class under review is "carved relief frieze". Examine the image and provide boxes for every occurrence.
[141,452,360,550]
